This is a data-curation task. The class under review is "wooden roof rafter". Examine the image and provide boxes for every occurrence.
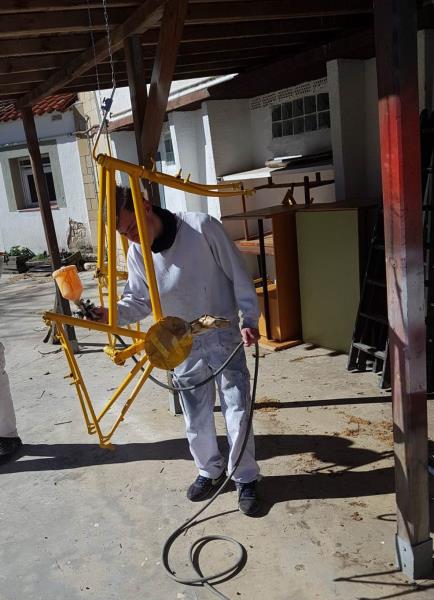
[15,0,166,108]
[0,0,390,107]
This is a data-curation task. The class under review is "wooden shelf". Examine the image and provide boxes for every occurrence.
[258,337,302,352]
[227,210,302,346]
[235,233,274,256]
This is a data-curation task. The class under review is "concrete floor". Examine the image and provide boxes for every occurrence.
[0,272,433,600]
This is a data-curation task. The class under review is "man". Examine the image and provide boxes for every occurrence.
[93,186,261,515]
[0,342,22,464]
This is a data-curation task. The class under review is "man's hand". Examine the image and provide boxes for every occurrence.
[88,306,109,323]
[241,327,260,347]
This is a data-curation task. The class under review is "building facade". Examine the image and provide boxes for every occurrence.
[0,96,93,255]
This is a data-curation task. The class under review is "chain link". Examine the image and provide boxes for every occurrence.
[102,0,117,91]
[86,0,102,104]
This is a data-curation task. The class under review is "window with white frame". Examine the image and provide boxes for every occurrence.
[18,155,57,208]
[162,130,175,165]
[271,92,330,138]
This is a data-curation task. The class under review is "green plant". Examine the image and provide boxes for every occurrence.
[8,245,35,259]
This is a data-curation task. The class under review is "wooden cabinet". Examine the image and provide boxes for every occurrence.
[295,206,374,353]
[255,213,300,343]
[225,206,302,350]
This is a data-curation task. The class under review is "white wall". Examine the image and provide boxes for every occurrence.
[249,80,332,167]
[110,130,138,188]
[327,59,369,202]
[169,110,207,213]
[251,106,332,168]
[0,111,91,254]
[167,106,225,219]
[0,111,77,146]
[327,33,433,203]
[204,99,255,177]
[327,58,382,202]
[103,79,213,121]
[110,125,189,213]
[220,166,335,243]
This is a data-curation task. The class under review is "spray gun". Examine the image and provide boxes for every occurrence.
[52,265,99,320]
[52,265,232,366]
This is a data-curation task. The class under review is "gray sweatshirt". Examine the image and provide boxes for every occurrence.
[117,212,260,329]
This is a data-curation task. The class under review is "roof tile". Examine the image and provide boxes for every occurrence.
[0,93,77,123]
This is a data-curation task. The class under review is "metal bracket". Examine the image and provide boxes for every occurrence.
[395,534,433,579]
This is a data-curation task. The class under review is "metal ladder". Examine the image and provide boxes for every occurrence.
[421,110,434,392]
[347,208,390,388]
[348,109,434,390]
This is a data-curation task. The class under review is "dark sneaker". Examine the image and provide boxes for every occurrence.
[0,437,22,464]
[236,480,261,516]
[187,472,226,502]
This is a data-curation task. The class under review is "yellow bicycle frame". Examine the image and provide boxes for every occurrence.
[43,153,253,449]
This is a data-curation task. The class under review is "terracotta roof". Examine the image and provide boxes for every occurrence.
[0,93,77,123]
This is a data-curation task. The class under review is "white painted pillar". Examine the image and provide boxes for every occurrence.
[170,110,208,213]
[327,59,368,202]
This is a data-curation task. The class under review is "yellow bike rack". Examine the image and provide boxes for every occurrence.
[43,153,254,449]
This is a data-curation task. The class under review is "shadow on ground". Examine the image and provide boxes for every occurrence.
[335,567,434,599]
[0,433,397,513]
[0,433,389,472]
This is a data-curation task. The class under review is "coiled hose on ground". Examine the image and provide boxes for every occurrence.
[115,335,260,600]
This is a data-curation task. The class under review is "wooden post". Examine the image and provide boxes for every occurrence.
[140,0,188,207]
[124,35,157,205]
[21,107,77,350]
[374,0,433,579]
[124,36,148,166]
[125,5,188,411]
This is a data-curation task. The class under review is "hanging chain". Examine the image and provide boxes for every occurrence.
[85,0,117,158]
[102,0,117,91]
[86,0,102,104]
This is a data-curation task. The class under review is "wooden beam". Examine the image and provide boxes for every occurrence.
[21,106,77,348]
[1,71,49,85]
[210,28,374,99]
[176,34,324,56]
[123,32,320,59]
[0,11,368,57]
[111,37,309,64]
[174,61,257,75]
[0,55,123,77]
[124,36,148,165]
[0,55,76,74]
[141,14,371,44]
[0,1,137,13]
[61,79,130,93]
[16,0,165,108]
[166,87,210,112]
[0,9,126,39]
[0,35,97,58]
[374,0,432,579]
[141,0,188,172]
[185,0,373,23]
[175,50,296,68]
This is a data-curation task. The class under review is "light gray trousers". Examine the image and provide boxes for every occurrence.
[0,342,18,438]
[173,327,259,484]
